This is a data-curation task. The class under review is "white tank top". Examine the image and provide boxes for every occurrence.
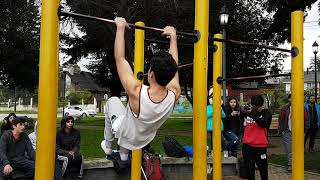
[115,85,176,150]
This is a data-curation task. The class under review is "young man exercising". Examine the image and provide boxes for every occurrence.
[101,17,180,161]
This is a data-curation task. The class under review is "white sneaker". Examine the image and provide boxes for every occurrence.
[101,140,112,155]
[223,150,229,158]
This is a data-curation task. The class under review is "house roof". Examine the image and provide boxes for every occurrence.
[65,71,110,93]
[282,71,320,83]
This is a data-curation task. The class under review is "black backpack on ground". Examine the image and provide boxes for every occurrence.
[107,151,131,174]
[162,136,187,158]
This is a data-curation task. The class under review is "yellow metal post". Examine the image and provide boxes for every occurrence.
[35,0,60,179]
[131,21,144,180]
[213,34,223,180]
[291,11,304,180]
[193,0,209,179]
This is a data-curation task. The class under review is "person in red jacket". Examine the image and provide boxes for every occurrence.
[242,95,272,180]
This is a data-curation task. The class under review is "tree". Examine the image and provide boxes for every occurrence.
[67,90,92,104]
[61,0,317,101]
[308,55,320,71]
[265,84,290,114]
[0,0,40,91]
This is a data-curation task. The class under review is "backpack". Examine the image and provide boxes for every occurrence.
[162,136,187,158]
[142,151,165,180]
[107,151,131,174]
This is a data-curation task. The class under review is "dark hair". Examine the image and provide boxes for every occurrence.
[251,95,264,107]
[224,97,239,113]
[7,113,16,118]
[61,116,75,131]
[150,51,178,86]
[309,94,316,98]
[12,117,26,126]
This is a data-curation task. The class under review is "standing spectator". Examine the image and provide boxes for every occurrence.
[0,118,35,179]
[56,116,83,178]
[242,95,272,180]
[206,89,227,157]
[304,94,320,152]
[1,113,16,135]
[223,97,241,157]
[278,94,293,172]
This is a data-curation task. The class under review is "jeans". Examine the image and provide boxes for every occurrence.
[10,159,35,178]
[223,131,240,153]
[305,124,319,151]
[282,131,292,166]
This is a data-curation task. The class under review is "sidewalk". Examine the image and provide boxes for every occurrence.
[257,164,320,180]
[223,164,320,180]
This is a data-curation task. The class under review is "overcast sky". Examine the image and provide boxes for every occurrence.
[282,1,320,70]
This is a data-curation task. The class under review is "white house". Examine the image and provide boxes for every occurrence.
[282,71,320,93]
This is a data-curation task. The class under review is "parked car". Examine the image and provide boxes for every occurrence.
[64,106,96,117]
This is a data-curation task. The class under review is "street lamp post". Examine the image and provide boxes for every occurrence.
[62,71,66,116]
[219,6,229,105]
[313,41,319,99]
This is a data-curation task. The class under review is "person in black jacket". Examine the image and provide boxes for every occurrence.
[242,95,272,180]
[0,117,35,179]
[222,97,241,157]
[56,116,83,178]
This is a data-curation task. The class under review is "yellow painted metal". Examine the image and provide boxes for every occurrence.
[291,10,304,180]
[131,21,145,180]
[213,33,223,180]
[35,0,60,179]
[193,0,209,179]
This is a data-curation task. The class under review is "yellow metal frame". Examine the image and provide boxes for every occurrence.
[35,0,60,179]
[193,0,209,179]
[213,33,223,180]
[131,21,145,180]
[291,10,304,180]
[36,2,305,180]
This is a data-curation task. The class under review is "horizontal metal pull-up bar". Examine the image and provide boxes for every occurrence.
[209,37,292,53]
[217,73,291,84]
[145,38,217,50]
[59,11,200,42]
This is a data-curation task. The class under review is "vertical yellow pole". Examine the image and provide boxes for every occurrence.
[35,0,60,179]
[131,21,144,180]
[291,11,304,180]
[193,0,209,179]
[213,34,223,180]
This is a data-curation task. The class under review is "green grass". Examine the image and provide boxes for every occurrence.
[269,152,320,173]
[171,113,193,117]
[96,112,104,116]
[74,117,193,159]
